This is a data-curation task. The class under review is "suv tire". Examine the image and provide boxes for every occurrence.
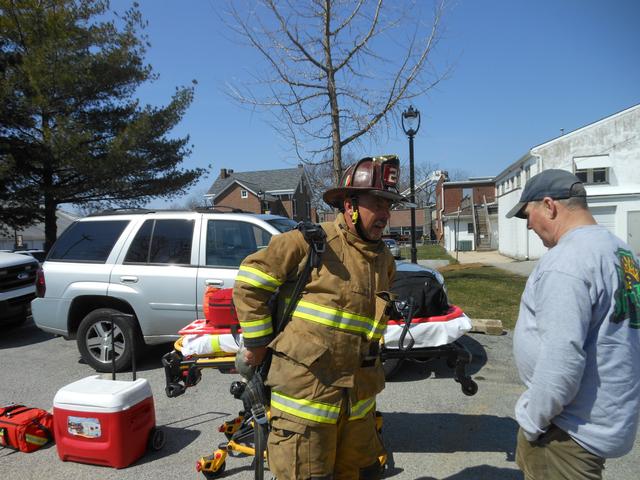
[77,308,141,372]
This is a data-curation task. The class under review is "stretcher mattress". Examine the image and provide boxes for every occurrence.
[178,305,471,356]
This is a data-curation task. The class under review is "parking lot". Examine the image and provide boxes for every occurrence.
[2,318,639,480]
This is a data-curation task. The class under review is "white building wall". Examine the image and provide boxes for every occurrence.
[497,104,640,260]
[443,216,475,252]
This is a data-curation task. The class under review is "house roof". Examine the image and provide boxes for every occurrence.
[2,209,79,241]
[206,167,306,200]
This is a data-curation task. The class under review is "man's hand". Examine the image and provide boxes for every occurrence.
[244,346,268,366]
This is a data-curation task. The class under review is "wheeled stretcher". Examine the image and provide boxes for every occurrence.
[164,302,477,398]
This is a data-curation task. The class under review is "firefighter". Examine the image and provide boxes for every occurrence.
[233,155,407,479]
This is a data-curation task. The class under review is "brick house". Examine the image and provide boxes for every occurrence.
[205,165,314,222]
[435,176,497,251]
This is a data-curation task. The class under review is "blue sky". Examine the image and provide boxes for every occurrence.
[109,0,640,206]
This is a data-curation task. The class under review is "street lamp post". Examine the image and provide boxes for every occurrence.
[402,105,421,264]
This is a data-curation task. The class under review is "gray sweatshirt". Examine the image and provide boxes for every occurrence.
[513,225,640,458]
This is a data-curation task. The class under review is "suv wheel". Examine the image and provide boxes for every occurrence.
[77,308,141,372]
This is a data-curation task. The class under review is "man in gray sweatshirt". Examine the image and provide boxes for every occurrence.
[507,169,640,480]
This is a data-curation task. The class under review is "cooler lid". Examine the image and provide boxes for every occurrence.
[54,375,152,411]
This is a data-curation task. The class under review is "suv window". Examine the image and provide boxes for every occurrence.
[125,219,194,265]
[48,220,129,262]
[206,220,272,268]
[266,218,297,233]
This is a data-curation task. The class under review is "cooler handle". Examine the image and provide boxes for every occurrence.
[110,313,137,382]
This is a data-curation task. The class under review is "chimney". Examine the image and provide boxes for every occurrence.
[220,168,228,179]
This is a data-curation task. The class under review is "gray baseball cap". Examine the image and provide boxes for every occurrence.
[506,169,586,219]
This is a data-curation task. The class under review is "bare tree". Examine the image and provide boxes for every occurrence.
[225,0,449,183]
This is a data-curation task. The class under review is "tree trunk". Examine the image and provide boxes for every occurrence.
[324,0,342,184]
[44,196,58,253]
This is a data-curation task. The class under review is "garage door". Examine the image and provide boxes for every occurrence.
[590,205,616,234]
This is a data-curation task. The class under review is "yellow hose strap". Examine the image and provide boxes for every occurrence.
[294,300,385,340]
[210,335,221,353]
[271,390,341,424]
[236,266,282,292]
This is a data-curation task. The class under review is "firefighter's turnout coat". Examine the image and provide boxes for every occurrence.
[233,214,396,427]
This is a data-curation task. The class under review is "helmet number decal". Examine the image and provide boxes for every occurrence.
[383,164,398,186]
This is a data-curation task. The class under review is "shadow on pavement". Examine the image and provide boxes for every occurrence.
[414,465,523,480]
[382,412,518,459]
[385,334,488,383]
[130,425,201,466]
[0,317,56,349]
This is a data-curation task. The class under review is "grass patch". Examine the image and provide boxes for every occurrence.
[440,265,527,330]
[399,243,458,262]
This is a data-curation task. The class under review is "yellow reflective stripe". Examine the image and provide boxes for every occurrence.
[294,300,385,340]
[271,390,341,424]
[236,266,281,292]
[349,397,376,420]
[240,316,273,338]
[25,433,48,446]
[210,335,221,353]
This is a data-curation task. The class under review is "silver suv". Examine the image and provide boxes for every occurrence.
[32,209,297,371]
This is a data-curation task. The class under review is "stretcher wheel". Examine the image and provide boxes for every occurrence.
[382,358,404,379]
[148,427,166,451]
[461,379,478,396]
[202,461,225,479]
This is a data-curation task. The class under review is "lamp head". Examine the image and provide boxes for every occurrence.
[402,105,421,136]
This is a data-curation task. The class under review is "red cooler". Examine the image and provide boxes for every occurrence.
[53,375,156,468]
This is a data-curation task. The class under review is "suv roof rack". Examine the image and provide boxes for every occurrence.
[88,206,255,217]
[88,208,156,217]
[195,206,250,214]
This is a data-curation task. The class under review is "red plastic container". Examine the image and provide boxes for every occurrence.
[53,375,156,469]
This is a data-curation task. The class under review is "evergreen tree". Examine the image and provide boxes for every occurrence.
[0,0,204,249]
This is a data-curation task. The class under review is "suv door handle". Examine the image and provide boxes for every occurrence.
[205,279,224,287]
[120,276,139,283]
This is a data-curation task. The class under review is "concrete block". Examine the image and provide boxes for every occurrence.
[470,318,504,335]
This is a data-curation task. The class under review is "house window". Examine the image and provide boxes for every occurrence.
[574,155,610,185]
[593,168,607,184]
[306,201,311,220]
[575,168,609,185]
[467,223,474,234]
[241,190,248,199]
[292,198,297,217]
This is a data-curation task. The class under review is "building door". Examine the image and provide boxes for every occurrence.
[628,211,640,257]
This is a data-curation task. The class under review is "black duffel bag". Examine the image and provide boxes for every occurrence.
[390,268,449,319]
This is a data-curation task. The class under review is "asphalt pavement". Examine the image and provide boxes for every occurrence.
[1,318,638,479]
